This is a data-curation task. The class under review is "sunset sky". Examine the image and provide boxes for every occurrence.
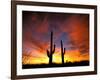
[22,11,89,65]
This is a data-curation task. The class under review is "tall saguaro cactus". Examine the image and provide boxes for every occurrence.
[61,40,66,64]
[47,31,55,64]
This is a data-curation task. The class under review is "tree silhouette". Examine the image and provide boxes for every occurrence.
[47,31,55,64]
[61,40,66,64]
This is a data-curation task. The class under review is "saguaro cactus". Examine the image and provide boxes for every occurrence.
[61,40,66,64]
[47,31,55,64]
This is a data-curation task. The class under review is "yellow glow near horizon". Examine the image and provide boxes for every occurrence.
[23,55,73,64]
[22,50,89,65]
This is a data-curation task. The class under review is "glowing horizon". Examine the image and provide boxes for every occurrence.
[22,49,89,64]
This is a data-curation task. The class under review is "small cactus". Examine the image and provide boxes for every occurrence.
[61,40,66,64]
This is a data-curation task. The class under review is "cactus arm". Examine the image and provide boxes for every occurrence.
[52,44,55,53]
[64,48,66,54]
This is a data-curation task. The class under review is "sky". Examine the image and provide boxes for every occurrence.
[22,11,89,64]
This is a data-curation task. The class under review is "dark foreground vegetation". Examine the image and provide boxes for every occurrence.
[22,60,89,69]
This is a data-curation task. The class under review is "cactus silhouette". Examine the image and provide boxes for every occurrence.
[47,31,55,64]
[61,40,66,64]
